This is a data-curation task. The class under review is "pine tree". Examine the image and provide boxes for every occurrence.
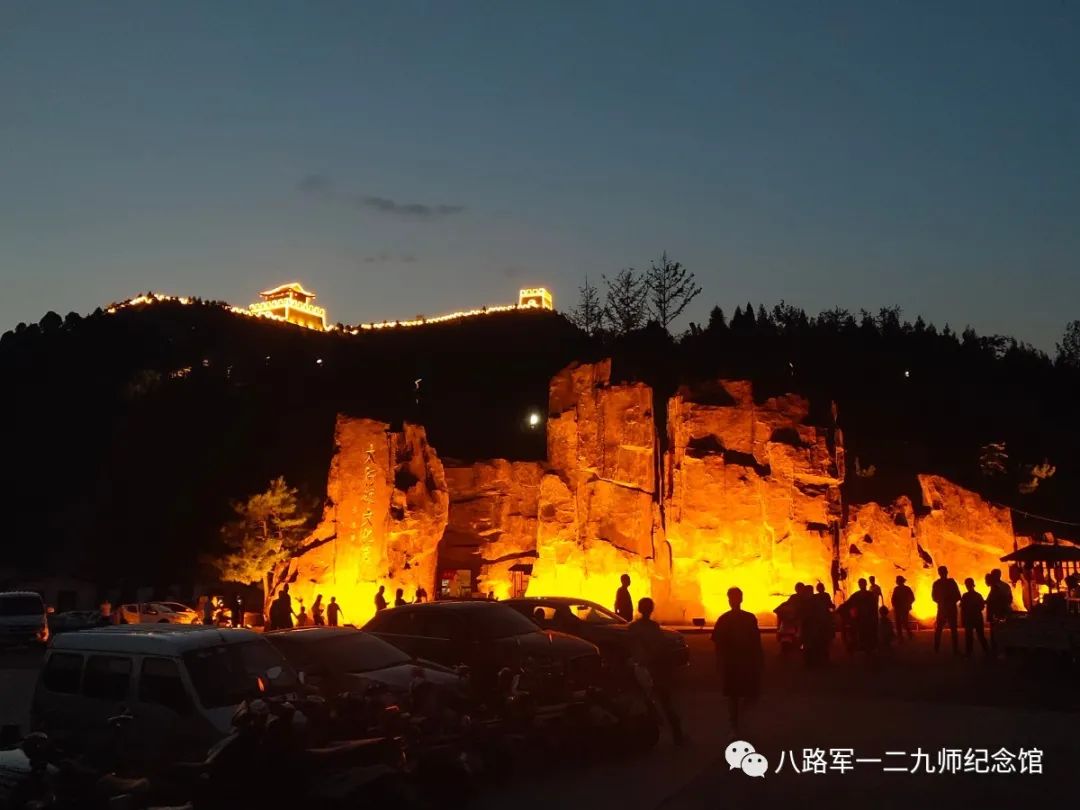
[213,477,313,616]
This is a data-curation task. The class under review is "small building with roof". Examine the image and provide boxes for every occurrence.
[249,282,327,330]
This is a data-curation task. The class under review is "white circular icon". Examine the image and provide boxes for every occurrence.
[740,752,769,778]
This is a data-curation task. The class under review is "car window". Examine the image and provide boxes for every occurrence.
[372,610,415,635]
[42,652,83,693]
[470,606,540,639]
[0,595,44,616]
[522,605,556,624]
[138,657,192,714]
[183,640,299,709]
[315,634,411,673]
[83,655,132,701]
[571,603,624,625]
[414,612,462,640]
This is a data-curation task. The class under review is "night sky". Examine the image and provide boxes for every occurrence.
[2,1,1078,348]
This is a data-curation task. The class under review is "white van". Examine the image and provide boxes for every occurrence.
[32,625,299,763]
[0,591,49,646]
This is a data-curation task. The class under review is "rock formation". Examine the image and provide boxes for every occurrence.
[280,416,448,620]
[842,475,1017,617]
[662,380,843,621]
[528,360,663,607]
[442,459,544,599]
[280,359,1017,625]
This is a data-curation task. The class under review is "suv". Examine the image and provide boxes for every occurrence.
[0,591,50,646]
[503,596,689,668]
[32,625,299,763]
[363,601,602,700]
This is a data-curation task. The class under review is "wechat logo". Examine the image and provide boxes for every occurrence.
[725,740,768,778]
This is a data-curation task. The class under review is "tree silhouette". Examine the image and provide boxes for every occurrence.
[644,252,702,332]
[568,275,604,336]
[213,477,312,616]
[1057,321,1080,368]
[602,268,648,335]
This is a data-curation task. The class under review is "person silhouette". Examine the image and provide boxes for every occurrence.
[878,606,895,649]
[851,578,878,657]
[296,605,311,627]
[711,587,763,734]
[814,582,834,612]
[271,585,294,630]
[932,566,961,653]
[868,576,883,607]
[890,576,915,642]
[614,574,633,622]
[394,588,407,608]
[960,577,989,656]
[627,597,684,745]
[311,594,325,626]
[327,596,343,627]
[375,585,388,612]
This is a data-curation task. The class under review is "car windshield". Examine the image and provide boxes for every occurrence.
[0,596,44,616]
[569,602,625,625]
[311,633,412,673]
[471,606,541,639]
[183,640,299,708]
[150,603,176,613]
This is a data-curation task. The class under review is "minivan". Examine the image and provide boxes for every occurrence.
[0,591,49,646]
[32,625,299,763]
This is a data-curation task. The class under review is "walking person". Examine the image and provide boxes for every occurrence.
[932,566,961,654]
[891,576,915,642]
[311,594,325,626]
[327,596,343,627]
[614,574,633,622]
[627,597,684,745]
[711,587,763,735]
[961,578,990,656]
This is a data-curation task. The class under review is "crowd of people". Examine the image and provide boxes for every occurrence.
[613,566,1018,742]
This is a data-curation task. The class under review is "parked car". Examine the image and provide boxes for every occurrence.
[265,626,465,699]
[118,602,199,625]
[503,596,690,668]
[362,601,602,699]
[155,601,201,624]
[0,591,50,646]
[31,625,299,764]
[48,610,105,635]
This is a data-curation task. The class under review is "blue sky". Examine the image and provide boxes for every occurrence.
[1,1,1077,348]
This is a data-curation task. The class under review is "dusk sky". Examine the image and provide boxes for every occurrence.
[2,1,1077,349]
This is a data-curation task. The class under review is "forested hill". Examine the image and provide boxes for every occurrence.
[2,299,1077,586]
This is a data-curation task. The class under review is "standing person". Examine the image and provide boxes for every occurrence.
[99,599,112,625]
[711,587,763,734]
[375,585,388,612]
[801,584,832,667]
[414,587,428,604]
[813,583,834,612]
[296,605,311,627]
[202,596,215,626]
[868,576,883,608]
[931,566,961,654]
[891,576,915,642]
[961,578,989,656]
[327,596,343,627]
[614,574,633,622]
[985,569,1013,656]
[271,585,294,630]
[311,595,325,626]
[231,593,244,628]
[394,588,407,608]
[878,606,895,649]
[627,597,684,745]
[850,579,878,658]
